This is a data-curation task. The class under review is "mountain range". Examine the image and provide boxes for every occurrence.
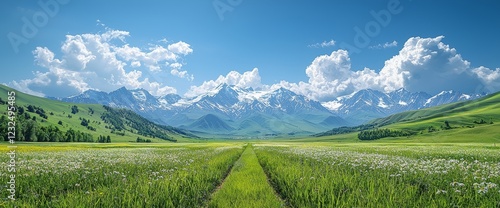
[322,88,484,125]
[57,84,485,136]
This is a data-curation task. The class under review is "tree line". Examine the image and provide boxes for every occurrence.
[314,124,377,137]
[358,128,413,141]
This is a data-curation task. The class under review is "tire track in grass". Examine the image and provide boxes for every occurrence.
[208,144,286,208]
[210,145,246,194]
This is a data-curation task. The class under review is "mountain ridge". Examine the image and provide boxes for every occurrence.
[322,88,484,124]
[55,85,485,136]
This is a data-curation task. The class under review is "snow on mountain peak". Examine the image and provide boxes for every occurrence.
[131,90,147,102]
[395,88,407,93]
[460,94,471,100]
[377,98,389,109]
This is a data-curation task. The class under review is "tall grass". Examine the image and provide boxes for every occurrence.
[255,144,500,207]
[0,145,243,207]
[2,142,498,207]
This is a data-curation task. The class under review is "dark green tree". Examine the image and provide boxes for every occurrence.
[24,120,37,142]
[71,105,79,114]
[444,121,451,130]
[81,118,89,127]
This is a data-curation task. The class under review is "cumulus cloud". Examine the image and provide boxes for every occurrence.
[308,40,336,48]
[472,66,500,92]
[114,44,179,72]
[131,61,141,68]
[276,36,497,101]
[167,41,193,55]
[376,36,480,94]
[275,50,379,101]
[11,28,194,97]
[185,68,263,97]
[168,63,194,81]
[369,40,398,49]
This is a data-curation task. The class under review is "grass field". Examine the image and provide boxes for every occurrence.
[256,142,500,207]
[0,143,243,207]
[1,141,499,207]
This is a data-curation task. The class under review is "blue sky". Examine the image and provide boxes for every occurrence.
[1,0,499,101]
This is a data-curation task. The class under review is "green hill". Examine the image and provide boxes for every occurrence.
[187,114,235,133]
[369,92,500,127]
[371,92,499,127]
[0,85,198,143]
[315,91,500,143]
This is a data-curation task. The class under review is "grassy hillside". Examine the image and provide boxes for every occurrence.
[314,91,500,143]
[370,92,500,127]
[0,85,198,143]
[375,91,499,130]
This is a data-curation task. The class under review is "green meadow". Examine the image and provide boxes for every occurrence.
[1,141,499,207]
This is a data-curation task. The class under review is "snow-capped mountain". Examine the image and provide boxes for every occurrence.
[158,94,181,105]
[62,84,347,136]
[63,87,163,111]
[423,90,482,107]
[322,88,484,125]
[60,85,485,136]
[169,84,347,135]
[178,84,332,119]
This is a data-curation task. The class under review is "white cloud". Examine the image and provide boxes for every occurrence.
[131,61,141,68]
[169,63,194,81]
[12,28,193,97]
[276,36,497,101]
[33,47,61,68]
[473,66,500,92]
[185,68,263,97]
[167,41,193,55]
[369,40,398,49]
[376,36,478,94]
[11,71,51,97]
[171,69,194,81]
[158,38,168,43]
[306,50,351,84]
[114,44,179,72]
[170,63,183,69]
[308,40,336,48]
[274,50,378,101]
[61,34,96,70]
